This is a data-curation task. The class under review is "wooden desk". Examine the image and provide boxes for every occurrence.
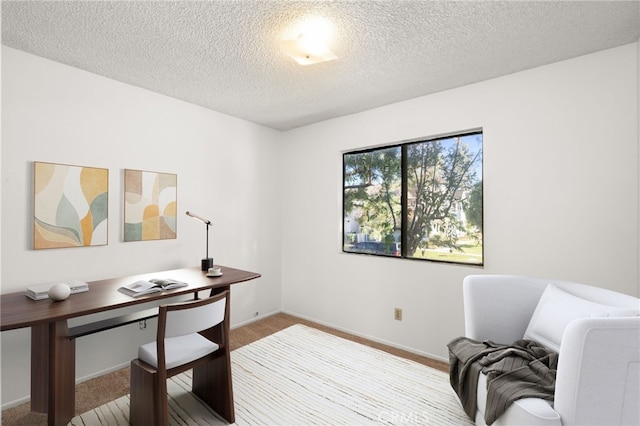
[0,265,260,426]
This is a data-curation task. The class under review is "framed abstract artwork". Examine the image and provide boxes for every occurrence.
[124,169,177,241]
[33,161,109,249]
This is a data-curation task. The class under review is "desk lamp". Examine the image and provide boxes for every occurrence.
[186,211,213,270]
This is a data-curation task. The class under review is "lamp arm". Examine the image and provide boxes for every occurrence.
[185,211,211,225]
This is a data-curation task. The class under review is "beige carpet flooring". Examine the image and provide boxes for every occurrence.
[1,313,448,425]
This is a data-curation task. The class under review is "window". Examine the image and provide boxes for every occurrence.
[343,131,483,265]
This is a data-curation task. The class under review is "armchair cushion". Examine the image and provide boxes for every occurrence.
[524,284,639,352]
[476,374,560,426]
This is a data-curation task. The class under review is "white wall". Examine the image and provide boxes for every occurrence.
[280,43,639,362]
[1,46,283,406]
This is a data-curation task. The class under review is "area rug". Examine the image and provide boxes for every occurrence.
[69,324,472,425]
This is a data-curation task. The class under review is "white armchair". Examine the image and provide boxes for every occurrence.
[459,275,640,426]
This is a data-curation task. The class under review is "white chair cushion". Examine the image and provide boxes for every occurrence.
[139,333,219,370]
[523,284,638,352]
[476,372,561,426]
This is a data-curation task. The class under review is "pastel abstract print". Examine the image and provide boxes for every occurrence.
[124,169,177,241]
[33,162,109,249]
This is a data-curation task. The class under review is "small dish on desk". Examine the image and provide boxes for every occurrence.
[207,266,223,277]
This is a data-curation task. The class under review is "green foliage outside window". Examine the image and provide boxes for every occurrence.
[343,131,483,265]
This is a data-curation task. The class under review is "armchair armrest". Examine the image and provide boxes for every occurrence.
[554,317,640,426]
[463,275,547,344]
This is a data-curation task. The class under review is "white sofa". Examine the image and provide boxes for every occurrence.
[459,275,640,426]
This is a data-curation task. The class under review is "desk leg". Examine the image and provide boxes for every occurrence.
[31,321,76,426]
[31,324,49,413]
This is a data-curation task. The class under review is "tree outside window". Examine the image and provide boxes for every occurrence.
[343,131,483,265]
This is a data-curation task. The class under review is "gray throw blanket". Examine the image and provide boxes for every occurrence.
[447,337,558,425]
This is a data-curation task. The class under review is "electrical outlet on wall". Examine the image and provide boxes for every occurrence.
[394,308,403,321]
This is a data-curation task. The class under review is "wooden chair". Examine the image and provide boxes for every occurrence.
[129,290,234,425]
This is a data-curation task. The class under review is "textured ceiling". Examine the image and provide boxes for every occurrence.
[2,1,639,131]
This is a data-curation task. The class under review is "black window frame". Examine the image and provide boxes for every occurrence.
[342,130,483,266]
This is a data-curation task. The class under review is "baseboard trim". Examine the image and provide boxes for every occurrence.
[1,361,132,411]
[281,309,449,364]
[231,309,281,329]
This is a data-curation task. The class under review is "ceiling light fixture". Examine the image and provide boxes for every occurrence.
[281,15,337,66]
[282,32,338,65]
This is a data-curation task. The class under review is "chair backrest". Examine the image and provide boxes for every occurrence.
[547,279,639,309]
[158,290,228,341]
[463,275,639,344]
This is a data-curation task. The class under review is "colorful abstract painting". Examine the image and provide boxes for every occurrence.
[34,162,109,249]
[124,169,177,241]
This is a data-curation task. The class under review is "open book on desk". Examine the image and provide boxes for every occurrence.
[118,278,188,298]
